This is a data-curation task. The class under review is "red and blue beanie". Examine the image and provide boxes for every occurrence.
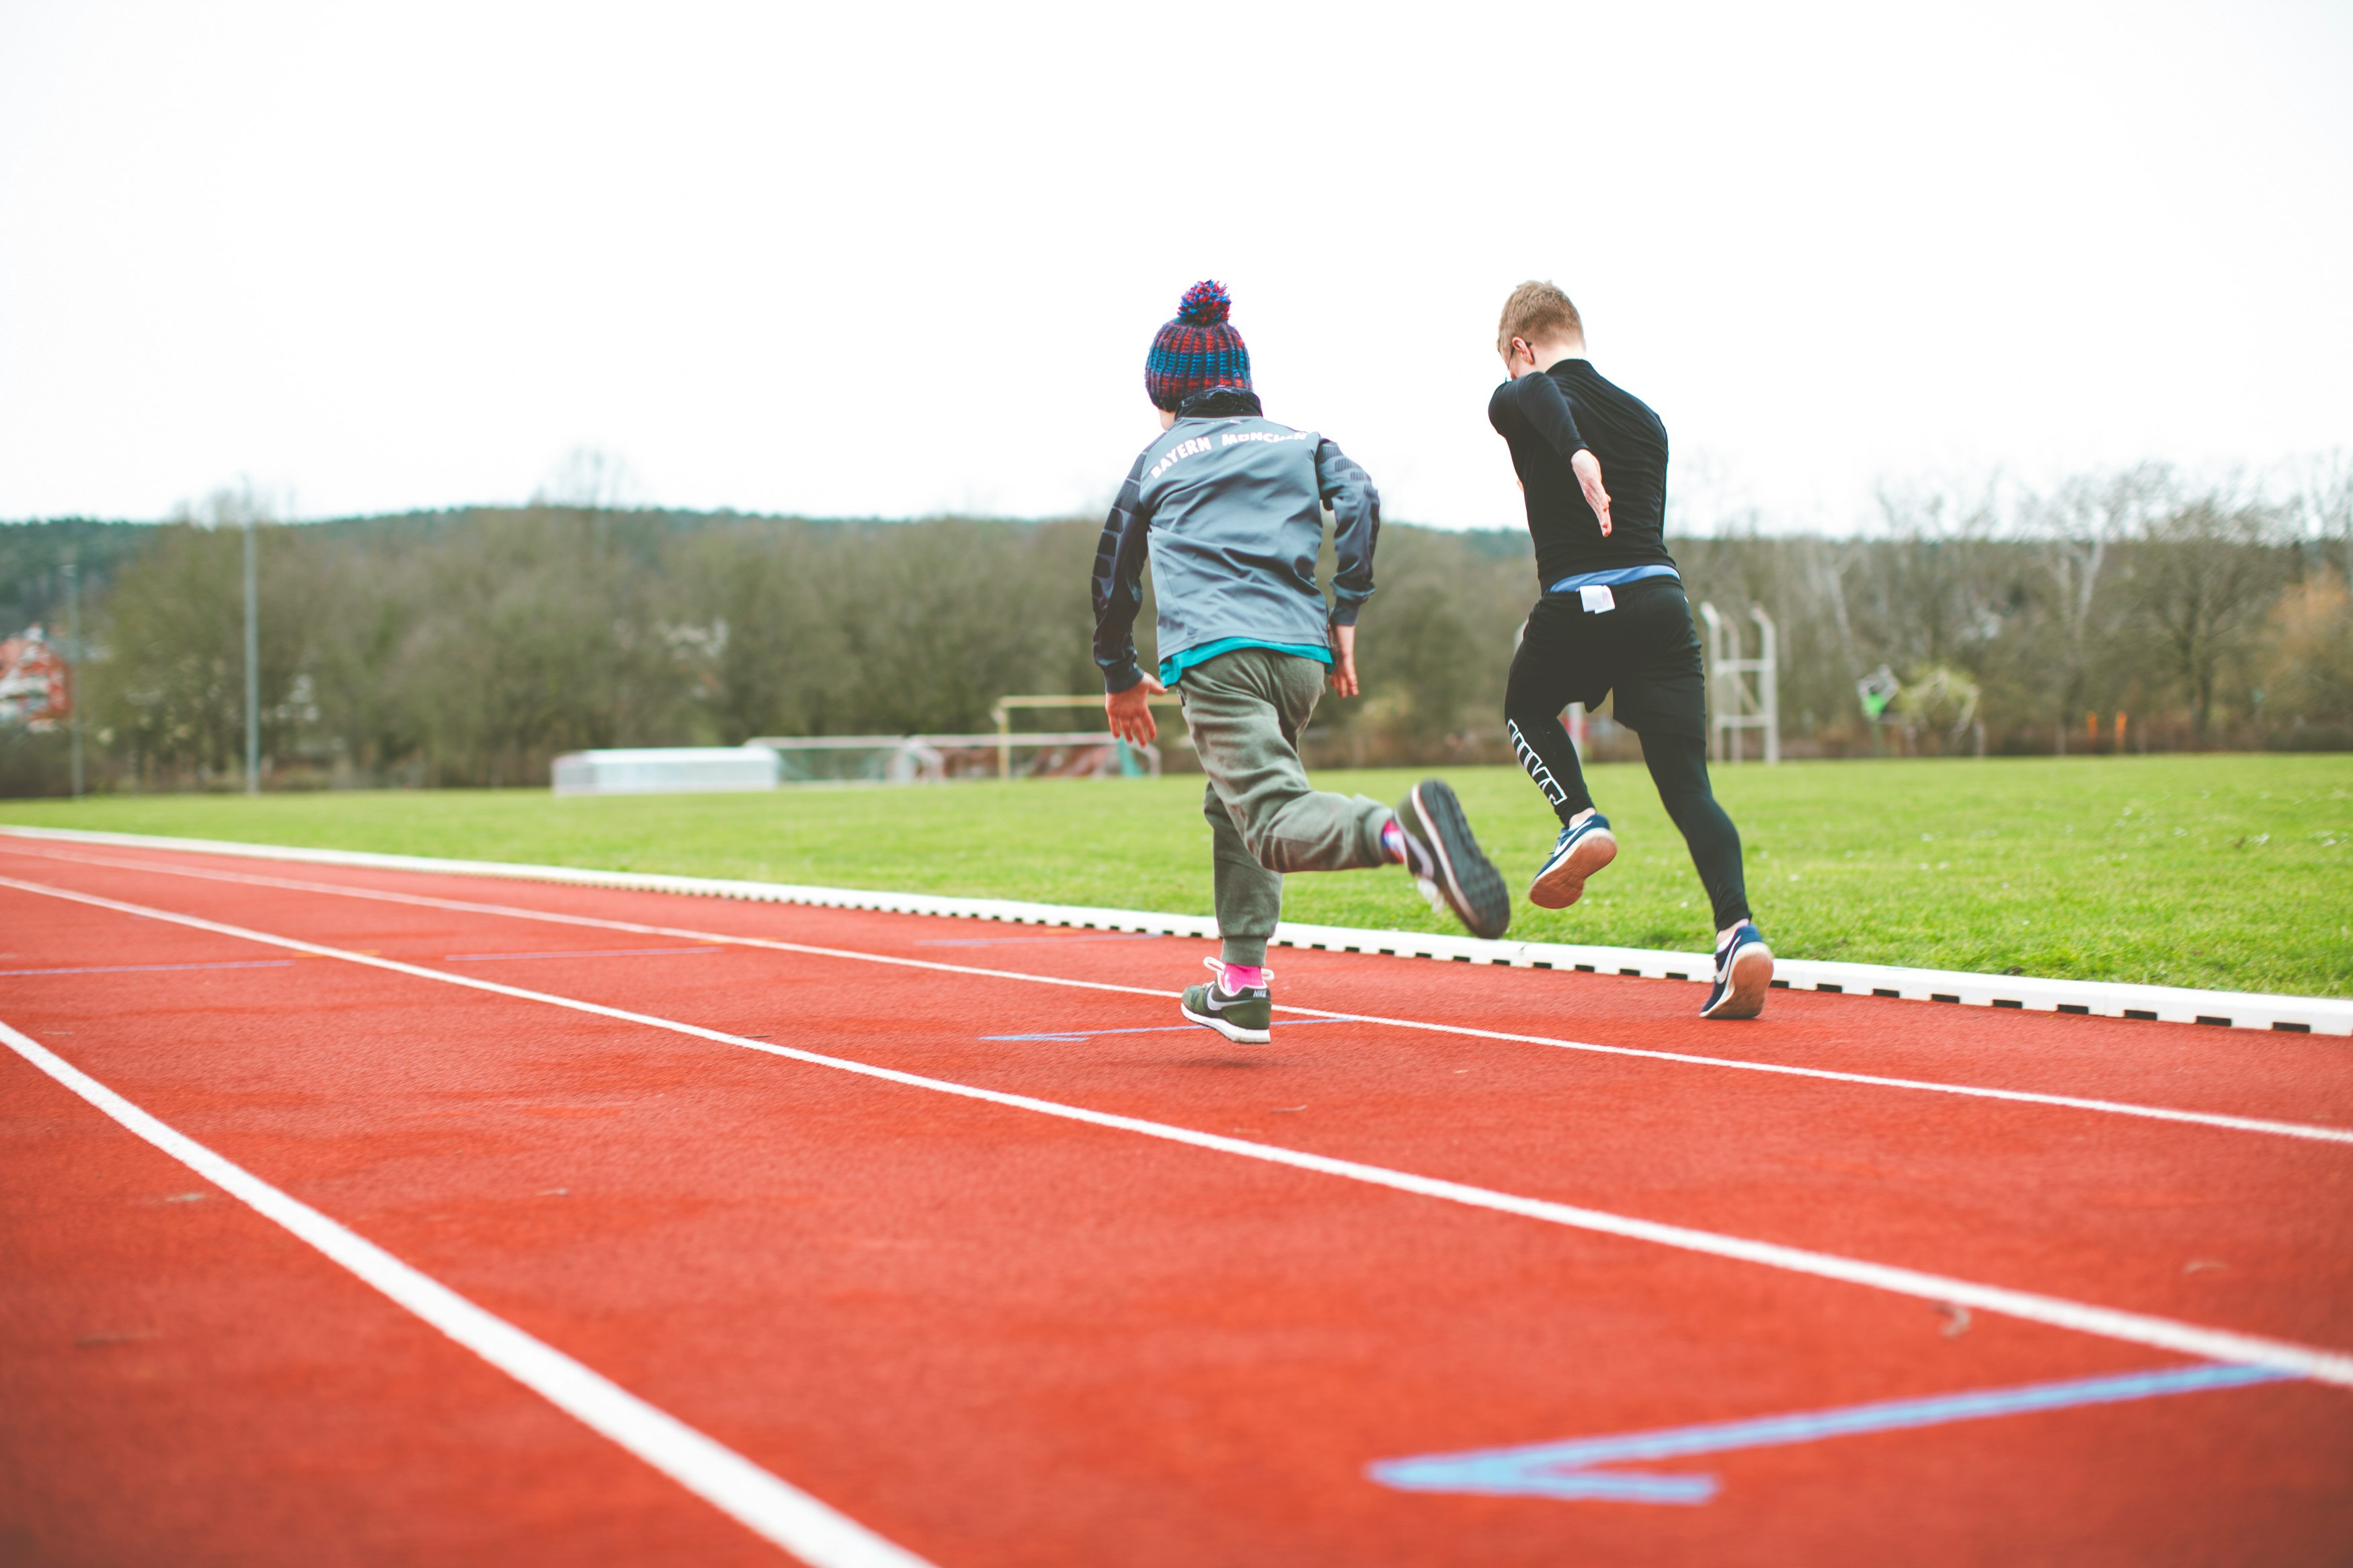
[1146,280,1251,411]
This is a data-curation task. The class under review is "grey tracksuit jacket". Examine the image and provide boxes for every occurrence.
[1090,388,1381,693]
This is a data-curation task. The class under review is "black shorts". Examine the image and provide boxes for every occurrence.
[1509,576,1706,737]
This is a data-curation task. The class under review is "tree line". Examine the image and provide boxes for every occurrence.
[1,458,2346,795]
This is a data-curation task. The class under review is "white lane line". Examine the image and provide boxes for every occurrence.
[0,959,297,977]
[13,822,2342,1034]
[443,946,724,963]
[6,850,2347,1149]
[0,857,1198,998]
[0,1017,934,1568]
[5,871,2350,1390]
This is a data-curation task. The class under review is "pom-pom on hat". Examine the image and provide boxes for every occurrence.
[1146,280,1252,411]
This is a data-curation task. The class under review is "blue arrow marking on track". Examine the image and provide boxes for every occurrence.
[1368,1362,2297,1505]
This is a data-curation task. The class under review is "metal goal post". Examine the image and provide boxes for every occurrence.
[748,732,1160,784]
[990,694,1186,779]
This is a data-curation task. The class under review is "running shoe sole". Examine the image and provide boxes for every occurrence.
[1528,826,1618,909]
[1404,780,1512,940]
[1702,941,1775,1020]
[1180,998,1271,1044]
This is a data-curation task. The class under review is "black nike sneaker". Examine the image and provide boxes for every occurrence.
[1701,921,1774,1020]
[1394,779,1512,940]
[1181,957,1273,1044]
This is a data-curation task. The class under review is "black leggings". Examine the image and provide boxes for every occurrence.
[1504,585,1753,932]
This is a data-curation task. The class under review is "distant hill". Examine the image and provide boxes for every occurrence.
[1,508,1529,636]
[0,518,158,638]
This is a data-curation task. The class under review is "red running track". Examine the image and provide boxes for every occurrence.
[1,837,2349,1565]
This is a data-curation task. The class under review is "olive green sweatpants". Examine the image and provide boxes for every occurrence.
[1176,648,1396,966]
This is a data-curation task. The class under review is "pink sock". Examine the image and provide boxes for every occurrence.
[1220,963,1267,990]
[1380,820,1408,864]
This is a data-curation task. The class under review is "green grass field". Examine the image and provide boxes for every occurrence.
[5,755,2348,997]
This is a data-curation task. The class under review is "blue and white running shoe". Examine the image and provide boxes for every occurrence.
[1701,921,1774,1020]
[1528,813,1618,909]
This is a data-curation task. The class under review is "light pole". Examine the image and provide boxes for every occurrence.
[243,513,260,794]
[63,553,84,798]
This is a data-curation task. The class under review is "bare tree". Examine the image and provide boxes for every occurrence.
[1806,537,1868,708]
[1871,477,2013,673]
[534,446,645,511]
[666,523,842,743]
[2124,487,2285,745]
[96,486,319,785]
[2265,570,2353,729]
[2027,464,2167,751]
[25,462,2340,799]
[393,507,684,784]
[2284,448,2352,583]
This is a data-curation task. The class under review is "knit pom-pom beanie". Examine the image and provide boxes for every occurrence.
[1145,280,1252,411]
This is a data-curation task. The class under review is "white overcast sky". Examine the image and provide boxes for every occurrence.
[2,1,2348,531]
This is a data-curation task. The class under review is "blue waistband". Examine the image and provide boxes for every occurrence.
[1546,563,1681,595]
[1159,635,1332,687]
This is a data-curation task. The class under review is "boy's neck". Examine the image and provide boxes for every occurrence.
[1505,337,1587,380]
[1160,386,1265,428]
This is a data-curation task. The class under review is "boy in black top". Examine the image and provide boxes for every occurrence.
[1488,280,1773,1019]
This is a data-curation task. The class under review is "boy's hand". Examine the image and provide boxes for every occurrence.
[1571,449,1613,536]
[1328,624,1359,698]
[1106,673,1166,745]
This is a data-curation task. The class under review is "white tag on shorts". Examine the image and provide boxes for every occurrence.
[1579,584,1617,613]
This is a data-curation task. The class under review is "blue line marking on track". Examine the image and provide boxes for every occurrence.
[440,947,723,962]
[1367,1363,2298,1505]
[983,1019,1359,1042]
[0,960,298,977]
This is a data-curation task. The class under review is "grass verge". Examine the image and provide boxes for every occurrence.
[4,755,2348,997]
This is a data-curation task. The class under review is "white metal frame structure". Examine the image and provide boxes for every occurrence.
[1699,602,1780,765]
[551,747,782,796]
[748,733,1160,784]
[989,694,1187,779]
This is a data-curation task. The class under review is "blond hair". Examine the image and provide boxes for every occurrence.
[1497,280,1584,356]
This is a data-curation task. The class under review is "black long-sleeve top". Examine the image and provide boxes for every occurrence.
[1488,359,1676,587]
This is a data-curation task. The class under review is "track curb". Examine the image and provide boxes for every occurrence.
[4,824,2346,1036]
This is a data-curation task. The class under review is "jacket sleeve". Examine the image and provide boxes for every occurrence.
[1494,372,1591,463]
[1315,437,1380,627]
[1090,452,1154,692]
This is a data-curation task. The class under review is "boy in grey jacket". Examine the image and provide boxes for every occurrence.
[1092,281,1509,1043]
